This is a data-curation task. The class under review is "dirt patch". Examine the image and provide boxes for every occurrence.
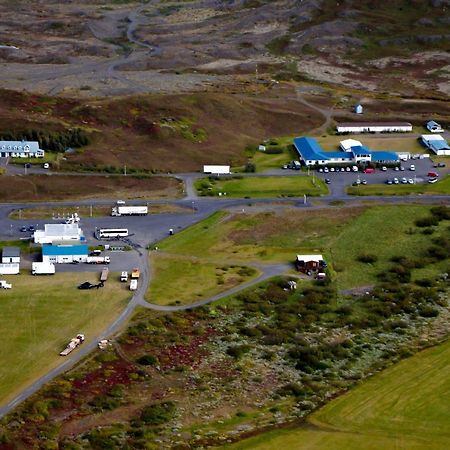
[0,175,182,202]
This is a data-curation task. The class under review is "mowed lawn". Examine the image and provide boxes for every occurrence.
[156,205,447,289]
[0,273,130,406]
[226,338,450,450]
[348,175,450,196]
[147,254,259,306]
[195,176,328,197]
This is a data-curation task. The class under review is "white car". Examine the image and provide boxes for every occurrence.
[324,167,329,173]
[428,178,438,184]
[401,177,408,184]
[410,165,415,171]
[408,178,414,184]
[393,177,399,184]
[43,163,50,169]
[381,166,387,171]
[330,167,335,172]
[346,167,351,172]
[352,166,358,172]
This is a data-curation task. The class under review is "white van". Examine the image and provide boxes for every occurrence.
[130,279,138,291]
[120,271,128,282]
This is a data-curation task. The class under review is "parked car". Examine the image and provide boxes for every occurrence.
[340,167,345,172]
[409,164,415,171]
[427,171,439,178]
[323,167,329,173]
[437,162,446,168]
[352,166,358,172]
[381,166,387,171]
[400,166,405,171]
[361,179,367,185]
[401,177,408,184]
[346,167,351,172]
[330,167,335,172]
[43,163,50,169]
[408,178,414,184]
[318,168,323,173]
[363,168,375,174]
[428,178,438,184]
[393,177,399,184]
[324,178,331,184]
[394,166,400,171]
[386,179,393,185]
[20,226,27,232]
[27,225,35,232]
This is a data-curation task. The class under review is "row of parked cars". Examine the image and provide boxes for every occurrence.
[385,177,415,185]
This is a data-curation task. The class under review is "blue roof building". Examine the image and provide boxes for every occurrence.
[426,120,443,133]
[42,244,89,264]
[355,104,363,114]
[293,137,400,166]
[421,135,450,156]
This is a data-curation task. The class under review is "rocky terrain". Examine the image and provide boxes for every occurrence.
[0,0,448,97]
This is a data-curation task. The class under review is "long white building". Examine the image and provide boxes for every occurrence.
[336,122,413,134]
[34,223,85,244]
[0,141,44,158]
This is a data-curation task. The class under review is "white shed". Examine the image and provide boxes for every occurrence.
[34,223,85,245]
[0,263,19,275]
[203,165,231,175]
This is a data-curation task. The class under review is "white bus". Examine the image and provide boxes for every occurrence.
[96,228,129,239]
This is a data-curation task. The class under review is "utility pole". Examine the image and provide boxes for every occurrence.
[90,205,93,217]
[124,165,127,176]
[303,194,307,205]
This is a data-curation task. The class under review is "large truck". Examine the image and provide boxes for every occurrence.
[86,256,111,264]
[32,262,56,275]
[111,206,148,217]
[59,334,85,356]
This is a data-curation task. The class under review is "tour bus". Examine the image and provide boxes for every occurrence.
[96,228,129,239]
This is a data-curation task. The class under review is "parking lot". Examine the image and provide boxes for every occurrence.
[313,157,440,196]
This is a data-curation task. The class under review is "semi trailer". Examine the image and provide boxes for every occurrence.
[111,206,148,217]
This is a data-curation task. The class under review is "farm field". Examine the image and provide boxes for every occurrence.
[147,254,259,306]
[348,175,450,196]
[195,176,327,198]
[157,205,449,289]
[316,135,426,153]
[0,175,182,202]
[226,338,450,450]
[0,273,130,406]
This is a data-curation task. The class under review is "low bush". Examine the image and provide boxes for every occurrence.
[357,253,378,263]
[140,401,176,426]
[227,344,251,359]
[136,354,157,366]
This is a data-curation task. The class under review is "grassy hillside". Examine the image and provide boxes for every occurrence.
[0,88,322,173]
[227,338,450,450]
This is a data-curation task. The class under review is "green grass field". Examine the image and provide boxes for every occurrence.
[195,176,327,198]
[156,205,447,289]
[147,254,259,305]
[0,273,130,406]
[348,176,450,196]
[226,338,450,450]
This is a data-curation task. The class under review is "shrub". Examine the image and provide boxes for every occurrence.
[418,305,439,318]
[244,161,256,173]
[430,205,450,221]
[140,401,176,426]
[136,354,157,366]
[227,344,251,359]
[357,253,378,263]
[415,216,439,227]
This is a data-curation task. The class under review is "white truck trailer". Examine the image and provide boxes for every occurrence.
[60,334,85,356]
[32,262,56,275]
[86,256,111,264]
[111,206,148,217]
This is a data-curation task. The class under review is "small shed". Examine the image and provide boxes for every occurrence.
[2,247,20,264]
[355,104,363,114]
[426,120,443,133]
[295,254,327,274]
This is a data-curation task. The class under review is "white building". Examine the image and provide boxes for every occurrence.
[1,247,20,264]
[0,141,44,158]
[426,120,443,133]
[203,165,231,175]
[42,244,89,264]
[34,223,85,245]
[340,139,362,152]
[0,263,19,275]
[421,134,450,156]
[336,122,413,134]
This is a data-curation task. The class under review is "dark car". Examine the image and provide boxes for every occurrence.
[324,178,331,184]
[20,226,27,232]
[437,162,446,168]
[27,225,35,232]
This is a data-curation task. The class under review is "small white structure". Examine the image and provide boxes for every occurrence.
[397,152,410,161]
[355,104,363,114]
[42,244,89,264]
[203,165,231,175]
[426,120,443,133]
[336,122,413,134]
[340,139,362,152]
[34,223,85,245]
[0,140,44,158]
[0,263,19,275]
[258,145,266,151]
[1,247,20,264]
[421,134,450,156]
